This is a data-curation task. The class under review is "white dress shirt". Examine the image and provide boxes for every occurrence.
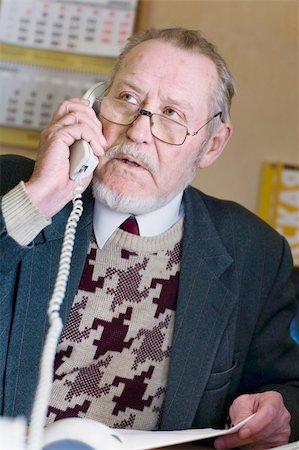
[93,191,184,248]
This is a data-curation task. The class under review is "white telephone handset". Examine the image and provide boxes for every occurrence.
[69,81,107,181]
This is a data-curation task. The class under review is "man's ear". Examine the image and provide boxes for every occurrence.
[197,122,233,169]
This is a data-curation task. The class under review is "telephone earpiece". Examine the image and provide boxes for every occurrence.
[69,81,107,181]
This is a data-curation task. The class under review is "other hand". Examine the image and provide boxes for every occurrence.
[214,391,291,449]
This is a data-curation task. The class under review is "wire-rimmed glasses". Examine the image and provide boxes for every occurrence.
[96,97,222,146]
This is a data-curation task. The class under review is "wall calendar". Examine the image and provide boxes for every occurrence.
[0,0,137,57]
[0,0,140,149]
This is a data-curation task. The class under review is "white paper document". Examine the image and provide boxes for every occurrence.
[119,414,254,450]
[43,414,255,450]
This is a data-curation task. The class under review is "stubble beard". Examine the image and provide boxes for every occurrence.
[92,142,203,215]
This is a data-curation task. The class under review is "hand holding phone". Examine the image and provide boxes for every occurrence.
[69,82,107,181]
[24,82,107,220]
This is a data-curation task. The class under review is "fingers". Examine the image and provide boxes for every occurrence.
[49,98,107,155]
[214,392,291,449]
[50,98,90,124]
[229,394,255,426]
[233,392,290,439]
[52,113,106,155]
[26,97,108,218]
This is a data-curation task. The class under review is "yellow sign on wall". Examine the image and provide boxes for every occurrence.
[259,163,299,267]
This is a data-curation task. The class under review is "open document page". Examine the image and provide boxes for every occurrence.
[43,414,255,450]
[119,414,254,450]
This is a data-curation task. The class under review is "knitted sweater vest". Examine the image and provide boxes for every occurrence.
[46,218,184,430]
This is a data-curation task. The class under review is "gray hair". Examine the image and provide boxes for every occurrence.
[108,27,236,131]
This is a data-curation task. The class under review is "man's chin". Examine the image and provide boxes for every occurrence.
[92,179,167,215]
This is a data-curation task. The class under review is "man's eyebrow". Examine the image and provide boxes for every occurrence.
[114,79,144,94]
[162,95,194,113]
[114,78,194,113]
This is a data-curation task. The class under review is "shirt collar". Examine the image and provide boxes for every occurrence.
[93,191,184,249]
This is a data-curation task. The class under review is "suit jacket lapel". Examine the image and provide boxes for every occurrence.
[161,188,236,430]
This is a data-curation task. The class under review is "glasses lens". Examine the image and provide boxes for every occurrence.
[99,97,187,145]
[151,114,187,145]
[100,97,138,125]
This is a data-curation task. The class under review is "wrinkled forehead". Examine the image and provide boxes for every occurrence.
[112,39,218,111]
[120,39,217,80]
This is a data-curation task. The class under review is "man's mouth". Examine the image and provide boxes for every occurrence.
[121,158,140,167]
[114,154,142,168]
[106,145,155,173]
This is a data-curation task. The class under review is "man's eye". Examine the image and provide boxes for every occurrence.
[164,108,180,119]
[120,93,138,105]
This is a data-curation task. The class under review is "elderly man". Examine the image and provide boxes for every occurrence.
[1,28,298,449]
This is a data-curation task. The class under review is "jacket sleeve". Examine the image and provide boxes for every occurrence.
[239,234,299,441]
[0,155,53,274]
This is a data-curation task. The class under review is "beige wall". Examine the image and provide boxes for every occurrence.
[144,0,299,212]
[1,0,298,213]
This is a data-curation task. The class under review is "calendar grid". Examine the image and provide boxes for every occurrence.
[0,0,140,148]
[0,0,138,57]
[0,61,106,131]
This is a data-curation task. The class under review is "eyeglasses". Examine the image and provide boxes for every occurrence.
[96,97,222,146]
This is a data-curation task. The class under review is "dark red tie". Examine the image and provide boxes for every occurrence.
[119,216,139,235]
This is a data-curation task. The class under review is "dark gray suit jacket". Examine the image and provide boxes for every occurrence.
[1,155,299,440]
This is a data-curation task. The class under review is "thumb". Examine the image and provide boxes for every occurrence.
[229,394,255,425]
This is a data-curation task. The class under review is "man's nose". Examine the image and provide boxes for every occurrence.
[126,112,153,144]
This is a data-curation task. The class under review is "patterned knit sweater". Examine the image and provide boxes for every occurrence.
[46,218,184,430]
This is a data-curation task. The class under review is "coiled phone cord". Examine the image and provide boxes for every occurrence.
[27,183,84,450]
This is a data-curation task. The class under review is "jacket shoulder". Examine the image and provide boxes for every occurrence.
[185,186,288,251]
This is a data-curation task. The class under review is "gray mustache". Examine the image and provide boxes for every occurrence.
[106,143,156,173]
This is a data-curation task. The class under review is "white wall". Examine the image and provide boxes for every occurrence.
[146,0,299,212]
